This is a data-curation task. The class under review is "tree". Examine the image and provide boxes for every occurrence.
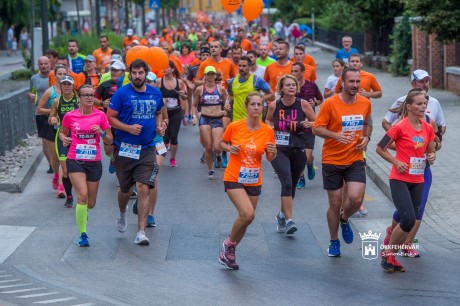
[403,0,460,43]
[0,0,30,49]
[389,12,412,76]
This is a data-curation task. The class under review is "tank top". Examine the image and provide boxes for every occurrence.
[47,86,59,109]
[272,97,307,148]
[199,85,224,118]
[160,78,181,111]
[57,95,79,123]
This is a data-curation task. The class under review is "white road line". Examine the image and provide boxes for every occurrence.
[68,303,96,306]
[34,297,77,304]
[0,225,36,264]
[0,275,13,278]
[0,283,31,289]
[1,287,46,294]
[17,292,60,298]
[0,279,21,283]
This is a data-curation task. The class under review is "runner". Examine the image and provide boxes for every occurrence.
[82,55,101,90]
[92,35,113,73]
[264,40,293,95]
[192,66,227,178]
[312,68,373,257]
[265,75,316,235]
[246,50,266,79]
[290,62,323,189]
[324,59,345,99]
[67,39,86,74]
[48,75,80,207]
[156,60,187,167]
[218,92,276,270]
[107,59,164,245]
[256,44,275,68]
[336,35,359,64]
[292,45,316,81]
[59,85,113,246]
[376,88,436,272]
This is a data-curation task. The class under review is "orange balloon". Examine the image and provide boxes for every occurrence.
[126,45,150,67]
[147,47,169,72]
[221,0,241,13]
[242,0,264,21]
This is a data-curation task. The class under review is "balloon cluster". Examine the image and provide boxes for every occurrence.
[126,46,169,77]
[221,0,264,21]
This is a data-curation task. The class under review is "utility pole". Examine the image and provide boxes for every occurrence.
[41,0,49,53]
[96,0,101,36]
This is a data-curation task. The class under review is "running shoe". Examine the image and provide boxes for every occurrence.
[109,160,115,174]
[219,241,239,270]
[286,220,298,235]
[307,164,315,180]
[47,165,54,174]
[387,254,405,272]
[207,170,215,180]
[77,232,90,247]
[188,114,193,123]
[132,198,138,214]
[276,212,286,233]
[200,152,205,163]
[215,155,222,168]
[147,215,156,227]
[401,243,420,258]
[57,184,65,198]
[296,176,305,189]
[380,253,394,272]
[52,173,59,190]
[358,205,368,217]
[340,219,354,244]
[383,226,393,246]
[413,238,419,243]
[64,196,73,208]
[130,191,138,199]
[327,240,341,257]
[117,213,127,233]
[182,115,188,126]
[222,154,228,168]
[170,158,177,167]
[134,230,150,245]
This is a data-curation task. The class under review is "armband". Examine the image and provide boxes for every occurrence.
[377,134,392,150]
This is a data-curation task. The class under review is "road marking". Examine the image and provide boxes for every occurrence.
[0,279,20,283]
[0,225,36,264]
[1,287,46,294]
[0,283,31,289]
[0,275,13,278]
[34,297,77,304]
[364,194,375,202]
[17,292,60,298]
[69,303,96,306]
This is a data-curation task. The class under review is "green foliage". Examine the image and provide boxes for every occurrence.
[11,69,33,80]
[52,31,123,56]
[403,0,460,43]
[320,1,368,31]
[389,13,412,76]
[0,0,30,26]
[21,48,32,70]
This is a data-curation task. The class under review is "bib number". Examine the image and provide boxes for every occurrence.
[342,115,364,132]
[166,98,179,109]
[119,142,141,160]
[275,131,290,146]
[76,144,97,160]
[155,141,167,155]
[409,157,426,175]
[238,167,260,184]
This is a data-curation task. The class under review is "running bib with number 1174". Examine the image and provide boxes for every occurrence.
[342,115,364,132]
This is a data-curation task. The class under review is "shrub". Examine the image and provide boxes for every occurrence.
[51,31,124,56]
[389,13,412,76]
[11,69,33,81]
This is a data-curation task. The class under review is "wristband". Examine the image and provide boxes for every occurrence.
[364,135,371,141]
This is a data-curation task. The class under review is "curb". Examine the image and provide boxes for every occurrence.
[0,147,44,193]
[313,41,339,54]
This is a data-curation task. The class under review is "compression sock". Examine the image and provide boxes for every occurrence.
[62,176,73,198]
[76,204,88,234]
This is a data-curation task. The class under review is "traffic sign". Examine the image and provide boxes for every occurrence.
[149,0,160,10]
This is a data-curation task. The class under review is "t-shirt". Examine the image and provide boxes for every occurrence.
[109,84,163,148]
[314,94,372,165]
[336,48,359,64]
[291,54,316,68]
[30,73,49,104]
[92,47,113,73]
[240,39,254,51]
[386,117,435,183]
[324,74,339,90]
[222,119,275,186]
[49,70,85,90]
[334,70,381,94]
[252,65,266,79]
[180,53,196,66]
[196,58,236,89]
[123,35,140,48]
[95,79,118,111]
[303,64,316,82]
[384,95,446,127]
[62,109,110,161]
[68,54,86,74]
[264,61,293,92]
[297,80,323,104]
[256,57,276,68]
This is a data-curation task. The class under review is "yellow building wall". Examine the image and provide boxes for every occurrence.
[188,0,224,13]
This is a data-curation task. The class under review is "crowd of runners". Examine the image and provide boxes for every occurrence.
[28,17,446,273]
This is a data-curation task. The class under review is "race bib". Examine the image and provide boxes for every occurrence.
[409,157,426,175]
[76,144,97,160]
[155,141,167,155]
[119,142,141,159]
[238,167,260,184]
[342,115,364,132]
[275,131,290,146]
[166,97,179,109]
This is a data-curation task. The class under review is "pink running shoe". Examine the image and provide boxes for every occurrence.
[383,226,393,246]
[57,184,66,198]
[52,173,59,190]
[170,158,177,167]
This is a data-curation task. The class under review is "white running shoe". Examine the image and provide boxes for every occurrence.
[117,213,127,233]
[134,230,150,245]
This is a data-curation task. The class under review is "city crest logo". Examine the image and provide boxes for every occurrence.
[359,230,381,260]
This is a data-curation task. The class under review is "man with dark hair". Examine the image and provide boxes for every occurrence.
[67,39,86,73]
[107,59,165,246]
[45,49,59,69]
[93,35,113,73]
[264,41,292,94]
[246,50,265,79]
[230,45,243,72]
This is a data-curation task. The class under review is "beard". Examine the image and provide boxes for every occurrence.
[132,78,146,89]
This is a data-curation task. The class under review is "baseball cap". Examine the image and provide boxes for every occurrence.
[204,66,217,74]
[127,28,134,36]
[111,60,126,71]
[200,47,211,55]
[146,72,157,83]
[411,69,431,81]
[150,29,157,35]
[110,54,123,63]
[60,75,74,84]
[132,40,139,45]
[202,29,208,33]
[85,55,96,62]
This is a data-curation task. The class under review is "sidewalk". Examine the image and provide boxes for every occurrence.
[311,44,460,246]
[0,51,26,80]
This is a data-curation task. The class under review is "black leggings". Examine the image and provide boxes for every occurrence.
[164,108,182,145]
[389,179,424,233]
[271,148,306,197]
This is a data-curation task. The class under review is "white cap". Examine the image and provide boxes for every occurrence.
[132,40,139,45]
[111,60,126,71]
[411,69,431,81]
[127,28,134,36]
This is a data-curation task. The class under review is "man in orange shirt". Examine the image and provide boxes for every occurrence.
[264,41,293,94]
[313,68,373,257]
[92,35,113,73]
[48,56,85,90]
[292,45,316,81]
[237,28,254,52]
[122,28,140,50]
